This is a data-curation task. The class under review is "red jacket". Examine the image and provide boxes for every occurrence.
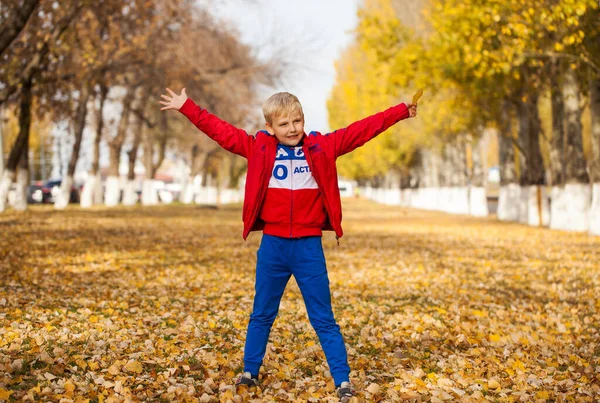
[179,98,410,240]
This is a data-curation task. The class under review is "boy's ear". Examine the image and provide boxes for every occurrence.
[265,122,274,135]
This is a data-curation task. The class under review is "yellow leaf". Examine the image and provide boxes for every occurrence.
[489,334,501,342]
[64,380,76,394]
[412,89,424,104]
[0,389,13,399]
[488,379,500,389]
[124,361,143,374]
[415,378,427,387]
[536,390,550,399]
[512,359,526,371]
[108,364,121,375]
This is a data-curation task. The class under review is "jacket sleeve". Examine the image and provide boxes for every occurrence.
[325,103,410,158]
[179,98,253,158]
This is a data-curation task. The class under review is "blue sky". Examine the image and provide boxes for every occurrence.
[210,0,362,132]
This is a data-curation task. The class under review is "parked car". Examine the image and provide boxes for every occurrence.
[28,183,44,204]
[37,179,81,204]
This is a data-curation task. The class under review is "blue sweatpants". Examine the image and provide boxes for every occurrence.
[243,234,350,386]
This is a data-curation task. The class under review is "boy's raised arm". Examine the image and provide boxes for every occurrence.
[160,88,253,158]
[326,102,417,158]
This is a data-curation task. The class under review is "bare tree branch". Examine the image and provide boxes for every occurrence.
[0,0,40,56]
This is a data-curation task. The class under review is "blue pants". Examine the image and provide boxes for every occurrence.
[243,234,350,386]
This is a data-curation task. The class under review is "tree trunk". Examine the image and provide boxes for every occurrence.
[517,91,548,226]
[549,59,565,187]
[123,118,143,206]
[498,101,520,221]
[469,136,488,217]
[563,67,589,184]
[0,107,4,178]
[56,84,91,209]
[81,84,108,208]
[105,88,134,206]
[417,149,440,211]
[13,141,29,211]
[548,61,567,230]
[588,69,600,235]
[551,66,590,232]
[142,114,168,206]
[92,84,107,177]
[0,0,40,56]
[448,138,469,215]
[0,76,32,212]
[180,144,208,204]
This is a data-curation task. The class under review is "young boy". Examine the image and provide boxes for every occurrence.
[160,88,417,401]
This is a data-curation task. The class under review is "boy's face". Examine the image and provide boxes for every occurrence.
[265,112,305,147]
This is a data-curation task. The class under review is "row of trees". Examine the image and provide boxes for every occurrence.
[0,0,277,211]
[328,0,599,234]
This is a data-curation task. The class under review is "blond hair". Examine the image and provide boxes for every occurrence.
[262,92,304,124]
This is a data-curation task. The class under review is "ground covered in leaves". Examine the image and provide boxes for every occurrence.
[0,199,599,402]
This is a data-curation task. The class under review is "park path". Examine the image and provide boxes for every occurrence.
[0,200,598,402]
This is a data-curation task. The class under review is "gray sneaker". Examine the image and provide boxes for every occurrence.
[235,372,259,387]
[336,381,355,402]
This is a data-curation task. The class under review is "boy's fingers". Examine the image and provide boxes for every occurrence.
[182,88,187,97]
[166,88,176,96]
[159,101,169,105]
[160,94,171,100]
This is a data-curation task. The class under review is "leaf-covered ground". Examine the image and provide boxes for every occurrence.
[1,199,599,402]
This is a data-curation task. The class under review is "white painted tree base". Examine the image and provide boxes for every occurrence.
[54,175,73,210]
[122,180,138,206]
[80,174,102,208]
[104,176,121,207]
[219,188,243,204]
[142,180,159,206]
[448,187,470,215]
[550,184,591,232]
[426,188,443,210]
[12,169,29,211]
[382,189,400,205]
[438,188,451,212]
[0,170,15,212]
[180,175,196,204]
[399,189,412,207]
[519,185,550,227]
[589,183,600,236]
[549,187,567,230]
[469,187,489,217]
[195,186,218,205]
[497,184,520,221]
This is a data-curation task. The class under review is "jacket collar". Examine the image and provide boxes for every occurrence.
[268,132,309,146]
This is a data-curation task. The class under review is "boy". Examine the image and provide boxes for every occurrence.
[160,88,417,401]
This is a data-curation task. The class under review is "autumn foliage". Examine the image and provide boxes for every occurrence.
[1,200,599,402]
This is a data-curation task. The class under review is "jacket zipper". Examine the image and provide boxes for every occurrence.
[248,143,275,235]
[289,154,293,238]
[304,142,340,246]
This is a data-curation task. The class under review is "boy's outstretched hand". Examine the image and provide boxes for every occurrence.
[407,103,417,118]
[160,88,188,111]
